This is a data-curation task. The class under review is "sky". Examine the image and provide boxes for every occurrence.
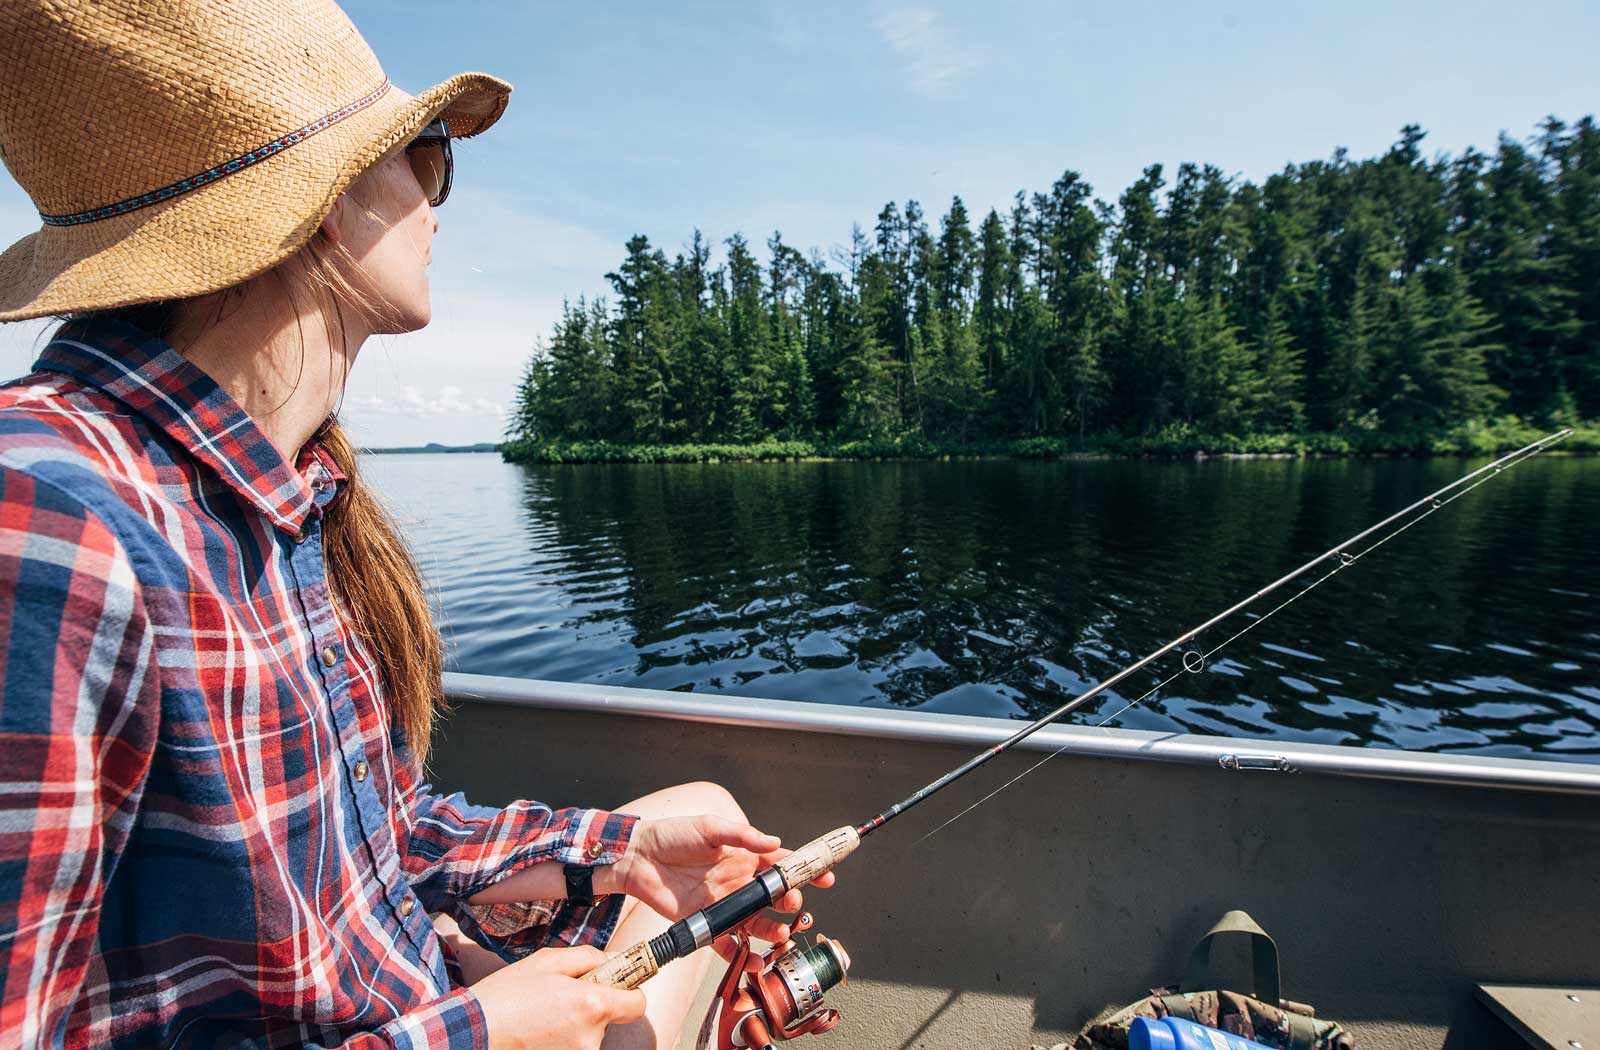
[2,0,1598,447]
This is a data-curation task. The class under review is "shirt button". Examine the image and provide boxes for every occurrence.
[399,896,416,917]
[320,646,338,667]
[354,761,369,782]
[586,842,605,860]
[293,528,308,544]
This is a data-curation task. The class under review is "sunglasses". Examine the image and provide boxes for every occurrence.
[405,119,453,207]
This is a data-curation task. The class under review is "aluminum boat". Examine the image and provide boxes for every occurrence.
[433,671,1600,1050]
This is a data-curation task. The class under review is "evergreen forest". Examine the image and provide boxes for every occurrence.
[505,118,1600,461]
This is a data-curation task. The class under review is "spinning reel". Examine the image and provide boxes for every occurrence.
[707,913,852,1049]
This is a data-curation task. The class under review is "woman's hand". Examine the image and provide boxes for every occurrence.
[601,815,837,944]
[472,946,645,1050]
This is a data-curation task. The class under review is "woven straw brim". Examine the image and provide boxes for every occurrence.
[0,73,510,323]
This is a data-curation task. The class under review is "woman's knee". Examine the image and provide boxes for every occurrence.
[620,779,747,824]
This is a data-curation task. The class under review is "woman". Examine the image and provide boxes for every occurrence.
[0,2,828,1048]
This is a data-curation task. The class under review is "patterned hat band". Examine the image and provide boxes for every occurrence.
[39,79,393,228]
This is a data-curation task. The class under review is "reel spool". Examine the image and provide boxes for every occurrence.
[711,912,852,1049]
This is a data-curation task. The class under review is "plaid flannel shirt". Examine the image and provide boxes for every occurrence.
[0,317,637,1049]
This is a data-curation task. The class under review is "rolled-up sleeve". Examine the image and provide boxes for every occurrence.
[398,781,637,959]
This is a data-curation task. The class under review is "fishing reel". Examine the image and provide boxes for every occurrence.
[708,912,852,1049]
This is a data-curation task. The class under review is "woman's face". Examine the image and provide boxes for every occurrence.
[330,148,438,335]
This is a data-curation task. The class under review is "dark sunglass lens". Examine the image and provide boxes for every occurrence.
[408,142,446,205]
[434,136,452,206]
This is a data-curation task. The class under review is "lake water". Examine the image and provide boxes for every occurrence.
[364,452,1600,763]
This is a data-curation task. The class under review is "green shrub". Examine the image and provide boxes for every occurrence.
[502,419,1597,465]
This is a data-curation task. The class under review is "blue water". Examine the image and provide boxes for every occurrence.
[365,452,1600,763]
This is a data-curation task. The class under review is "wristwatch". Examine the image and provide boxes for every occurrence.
[563,864,596,906]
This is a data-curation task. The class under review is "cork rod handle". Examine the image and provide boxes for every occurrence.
[582,941,659,989]
[774,825,860,887]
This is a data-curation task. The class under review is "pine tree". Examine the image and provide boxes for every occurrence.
[1061,305,1107,441]
[936,196,977,319]
[903,201,934,430]
[973,209,1011,391]
[801,251,846,435]
[767,232,811,434]
[1544,117,1600,416]
[1458,136,1577,417]
[1002,288,1059,436]
[873,202,913,417]
[1107,165,1176,429]
[724,234,770,442]
[672,230,721,440]
[1180,294,1254,429]
[509,349,549,441]
[1248,298,1305,429]
[839,237,900,436]
[1414,260,1505,426]
[605,235,676,441]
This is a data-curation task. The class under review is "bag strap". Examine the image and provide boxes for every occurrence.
[1179,910,1282,1007]
[1158,994,1195,1022]
[1284,1010,1317,1050]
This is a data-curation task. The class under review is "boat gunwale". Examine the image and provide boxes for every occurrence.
[442,671,1600,797]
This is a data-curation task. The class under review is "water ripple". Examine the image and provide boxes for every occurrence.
[364,453,1600,764]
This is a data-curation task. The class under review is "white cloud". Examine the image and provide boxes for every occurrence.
[870,2,983,95]
[349,384,504,420]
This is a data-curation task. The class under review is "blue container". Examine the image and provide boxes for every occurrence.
[1130,1016,1275,1050]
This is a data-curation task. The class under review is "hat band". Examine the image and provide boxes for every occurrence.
[39,79,393,228]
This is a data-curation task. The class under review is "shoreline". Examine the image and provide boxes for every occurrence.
[500,427,1600,465]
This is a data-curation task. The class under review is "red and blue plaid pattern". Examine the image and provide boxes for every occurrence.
[0,317,637,1048]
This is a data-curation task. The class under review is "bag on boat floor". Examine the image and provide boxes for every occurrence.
[1040,910,1352,1050]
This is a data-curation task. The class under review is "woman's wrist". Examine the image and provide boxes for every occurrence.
[466,816,636,908]
[467,857,616,907]
[592,853,628,898]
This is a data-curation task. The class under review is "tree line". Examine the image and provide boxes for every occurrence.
[507,117,1600,455]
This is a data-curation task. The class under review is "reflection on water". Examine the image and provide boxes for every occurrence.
[364,453,1600,763]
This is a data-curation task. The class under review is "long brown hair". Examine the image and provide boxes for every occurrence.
[81,172,445,764]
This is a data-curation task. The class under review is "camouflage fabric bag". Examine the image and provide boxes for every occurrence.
[1037,911,1352,1050]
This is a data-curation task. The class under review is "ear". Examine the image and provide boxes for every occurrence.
[319,197,346,247]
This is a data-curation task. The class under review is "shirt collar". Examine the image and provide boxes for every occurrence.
[36,316,340,535]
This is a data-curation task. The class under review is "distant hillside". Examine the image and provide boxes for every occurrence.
[362,442,501,455]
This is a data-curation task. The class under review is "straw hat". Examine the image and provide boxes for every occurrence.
[0,0,511,322]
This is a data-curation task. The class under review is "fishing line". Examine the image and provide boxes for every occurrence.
[911,435,1566,847]
[583,431,1571,993]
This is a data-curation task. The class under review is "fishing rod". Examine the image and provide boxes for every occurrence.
[583,429,1571,1000]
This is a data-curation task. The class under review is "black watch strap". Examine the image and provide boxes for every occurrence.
[563,864,596,906]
